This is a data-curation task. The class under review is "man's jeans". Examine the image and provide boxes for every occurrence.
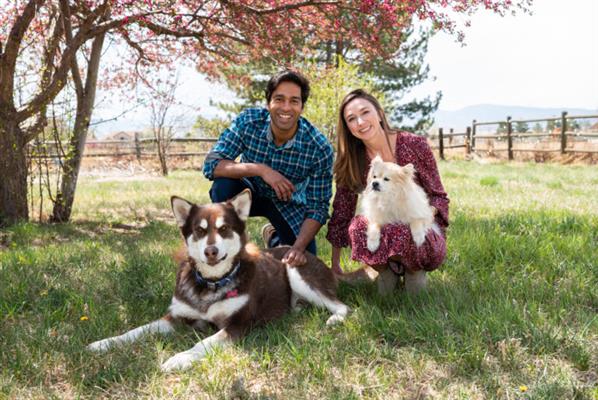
[209,177,317,255]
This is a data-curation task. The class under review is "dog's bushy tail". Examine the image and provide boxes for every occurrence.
[336,265,379,285]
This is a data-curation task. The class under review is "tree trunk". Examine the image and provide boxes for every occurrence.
[157,135,169,176]
[51,33,105,223]
[50,97,91,222]
[0,117,29,225]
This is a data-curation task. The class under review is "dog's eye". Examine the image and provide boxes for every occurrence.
[218,225,230,234]
[195,227,207,236]
[383,177,390,181]
[372,175,377,179]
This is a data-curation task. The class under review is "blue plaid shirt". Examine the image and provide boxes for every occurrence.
[203,108,334,235]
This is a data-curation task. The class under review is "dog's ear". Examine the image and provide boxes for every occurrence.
[402,163,415,178]
[230,189,252,221]
[171,196,193,227]
[371,155,383,165]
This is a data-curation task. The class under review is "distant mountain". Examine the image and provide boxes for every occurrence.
[433,104,598,131]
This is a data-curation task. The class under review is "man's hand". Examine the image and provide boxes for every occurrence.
[281,247,307,266]
[260,166,295,201]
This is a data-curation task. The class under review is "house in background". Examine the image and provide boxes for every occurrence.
[104,131,138,141]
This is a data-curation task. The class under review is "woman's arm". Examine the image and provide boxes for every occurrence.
[411,136,449,228]
[325,184,358,248]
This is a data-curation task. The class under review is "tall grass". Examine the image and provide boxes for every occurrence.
[1,162,596,399]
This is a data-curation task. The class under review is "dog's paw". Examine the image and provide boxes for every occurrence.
[326,313,347,326]
[87,339,112,352]
[367,236,380,253]
[411,228,427,247]
[161,351,200,372]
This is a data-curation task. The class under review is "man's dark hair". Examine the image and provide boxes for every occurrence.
[265,70,310,106]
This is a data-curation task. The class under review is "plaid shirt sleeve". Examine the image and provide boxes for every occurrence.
[202,113,247,180]
[304,143,334,225]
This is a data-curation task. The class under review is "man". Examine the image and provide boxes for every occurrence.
[203,70,334,266]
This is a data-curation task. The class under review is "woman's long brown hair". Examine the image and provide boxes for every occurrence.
[333,89,395,192]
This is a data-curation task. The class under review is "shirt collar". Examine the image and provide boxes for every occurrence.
[265,114,300,149]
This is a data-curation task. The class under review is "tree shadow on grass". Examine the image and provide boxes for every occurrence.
[2,210,595,397]
[0,220,182,397]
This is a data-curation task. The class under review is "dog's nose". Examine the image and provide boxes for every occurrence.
[204,246,219,259]
[372,181,380,191]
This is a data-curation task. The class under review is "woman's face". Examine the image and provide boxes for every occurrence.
[343,97,383,142]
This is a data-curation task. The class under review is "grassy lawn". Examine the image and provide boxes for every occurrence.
[1,161,596,399]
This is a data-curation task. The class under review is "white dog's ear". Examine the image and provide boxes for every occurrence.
[371,155,383,165]
[230,189,252,221]
[171,196,193,227]
[403,163,415,176]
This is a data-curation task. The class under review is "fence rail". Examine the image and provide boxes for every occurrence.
[28,136,217,160]
[429,112,598,160]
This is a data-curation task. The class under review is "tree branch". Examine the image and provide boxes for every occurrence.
[226,0,338,15]
[59,0,84,96]
[0,0,46,107]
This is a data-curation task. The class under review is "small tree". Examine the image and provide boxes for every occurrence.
[193,115,232,138]
[515,121,529,133]
[302,59,383,142]
[533,122,543,133]
[145,72,182,176]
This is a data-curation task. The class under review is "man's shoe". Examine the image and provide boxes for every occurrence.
[261,223,278,248]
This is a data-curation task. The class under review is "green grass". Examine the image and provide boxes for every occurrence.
[1,162,597,399]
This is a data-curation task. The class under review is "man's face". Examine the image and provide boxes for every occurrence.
[267,81,303,138]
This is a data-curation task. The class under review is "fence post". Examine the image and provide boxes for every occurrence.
[438,128,444,160]
[560,111,568,154]
[465,127,471,154]
[471,120,477,152]
[507,116,513,160]
[134,132,141,162]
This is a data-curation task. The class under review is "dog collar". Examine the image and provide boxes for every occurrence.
[192,261,241,291]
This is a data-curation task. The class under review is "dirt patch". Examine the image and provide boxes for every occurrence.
[79,157,162,182]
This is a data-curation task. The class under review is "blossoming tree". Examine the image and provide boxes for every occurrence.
[0,0,530,225]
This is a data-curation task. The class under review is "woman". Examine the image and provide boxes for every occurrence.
[326,89,449,294]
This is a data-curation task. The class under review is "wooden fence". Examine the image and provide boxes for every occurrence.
[29,136,218,161]
[430,112,598,160]
[30,112,598,165]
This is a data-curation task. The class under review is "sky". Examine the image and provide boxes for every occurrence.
[92,0,598,135]
[410,0,598,111]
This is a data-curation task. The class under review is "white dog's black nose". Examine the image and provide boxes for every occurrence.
[372,181,380,191]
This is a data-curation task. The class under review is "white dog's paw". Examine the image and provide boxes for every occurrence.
[161,351,201,372]
[87,339,113,352]
[367,231,380,253]
[411,228,427,247]
[326,314,345,326]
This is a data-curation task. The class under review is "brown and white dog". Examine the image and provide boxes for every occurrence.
[87,189,349,372]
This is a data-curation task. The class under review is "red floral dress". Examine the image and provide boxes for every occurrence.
[326,132,449,272]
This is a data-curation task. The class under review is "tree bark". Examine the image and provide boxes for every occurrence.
[0,117,29,225]
[51,33,105,222]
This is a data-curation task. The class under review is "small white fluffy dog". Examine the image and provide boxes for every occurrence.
[362,155,438,253]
